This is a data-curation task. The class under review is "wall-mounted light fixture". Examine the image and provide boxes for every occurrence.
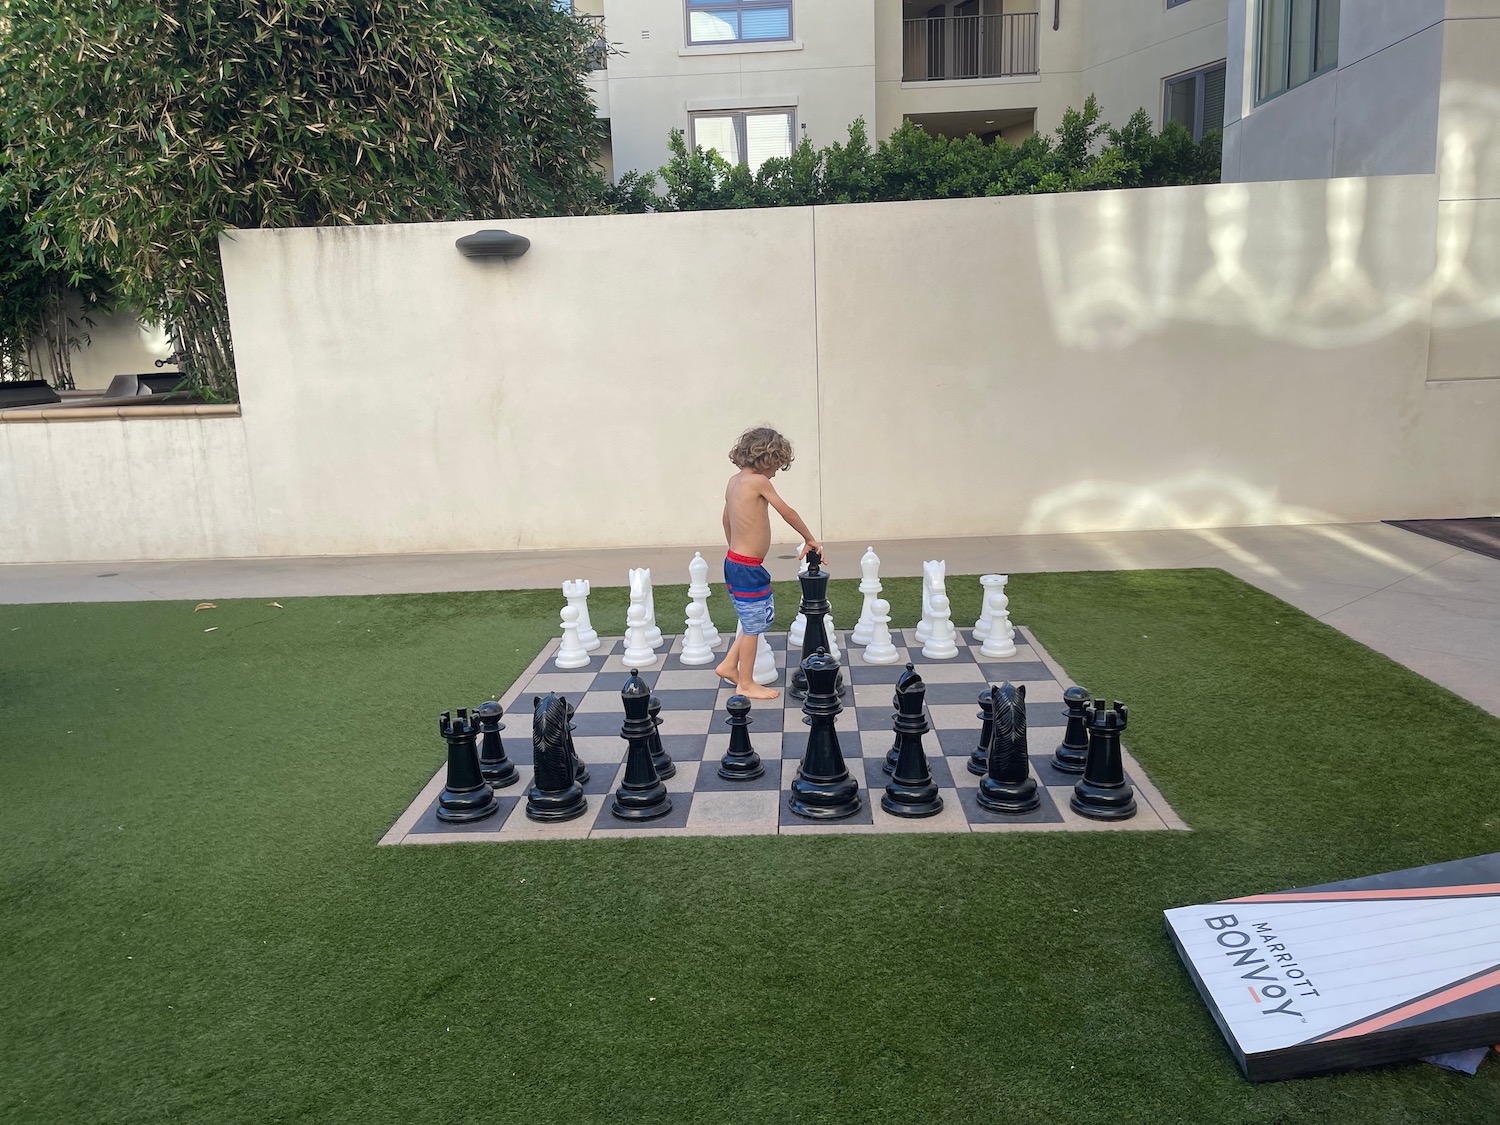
[455,230,531,260]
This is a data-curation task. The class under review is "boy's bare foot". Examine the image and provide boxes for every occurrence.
[714,659,737,682]
[738,681,780,700]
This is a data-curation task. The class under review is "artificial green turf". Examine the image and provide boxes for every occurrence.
[2,569,1498,1125]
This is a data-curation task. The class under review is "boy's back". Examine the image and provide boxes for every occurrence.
[724,469,773,560]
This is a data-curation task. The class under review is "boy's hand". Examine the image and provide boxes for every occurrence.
[797,540,824,561]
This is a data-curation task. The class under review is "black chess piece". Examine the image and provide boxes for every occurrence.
[525,693,588,822]
[882,685,901,773]
[612,671,671,820]
[436,708,501,822]
[1071,699,1137,820]
[976,682,1041,813]
[789,549,847,701]
[1052,686,1091,774]
[882,666,943,818]
[787,649,862,820]
[564,697,589,784]
[968,685,996,776]
[647,694,676,780]
[474,700,519,789]
[718,694,766,781]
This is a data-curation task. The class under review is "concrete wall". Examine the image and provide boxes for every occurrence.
[3,173,1497,563]
[600,0,876,176]
[1080,0,1229,133]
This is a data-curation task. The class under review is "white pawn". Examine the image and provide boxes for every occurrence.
[922,593,959,659]
[753,632,778,686]
[643,567,663,649]
[851,546,882,646]
[973,574,1005,641]
[622,601,658,668]
[788,543,809,646]
[862,598,899,664]
[680,602,715,665]
[979,585,1017,658]
[563,578,600,652]
[687,552,721,648]
[555,605,591,669]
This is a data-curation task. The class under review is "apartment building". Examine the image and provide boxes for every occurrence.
[572,0,1232,179]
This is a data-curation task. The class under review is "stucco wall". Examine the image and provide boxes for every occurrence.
[3,174,1497,564]
[1079,0,1229,135]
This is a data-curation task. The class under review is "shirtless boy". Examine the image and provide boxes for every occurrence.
[716,427,821,700]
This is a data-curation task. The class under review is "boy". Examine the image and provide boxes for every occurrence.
[716,427,821,700]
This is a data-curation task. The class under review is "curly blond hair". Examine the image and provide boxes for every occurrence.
[728,427,794,473]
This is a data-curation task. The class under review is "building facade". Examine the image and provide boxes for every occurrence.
[580,0,1233,178]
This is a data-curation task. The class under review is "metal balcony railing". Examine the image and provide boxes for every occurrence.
[902,12,1039,81]
[579,14,607,72]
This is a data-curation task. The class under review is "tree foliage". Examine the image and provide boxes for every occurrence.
[0,0,607,398]
[603,97,1221,214]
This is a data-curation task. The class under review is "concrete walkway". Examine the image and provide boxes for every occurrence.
[3,522,1497,718]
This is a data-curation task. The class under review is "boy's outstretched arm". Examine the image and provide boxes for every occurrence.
[759,479,821,557]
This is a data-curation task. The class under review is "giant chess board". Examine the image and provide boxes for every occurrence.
[381,627,1187,845]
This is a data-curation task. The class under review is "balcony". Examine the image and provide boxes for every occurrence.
[902,12,1039,82]
[579,13,607,72]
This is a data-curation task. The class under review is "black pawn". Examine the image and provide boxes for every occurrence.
[788,649,862,820]
[526,692,588,822]
[436,709,500,822]
[564,698,589,784]
[613,671,671,820]
[1052,686,1091,774]
[647,694,676,780]
[968,685,996,776]
[475,701,519,789]
[1071,699,1137,820]
[882,666,942,818]
[719,695,766,780]
[976,682,1041,813]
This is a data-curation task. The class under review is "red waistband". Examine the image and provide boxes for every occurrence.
[726,550,764,566]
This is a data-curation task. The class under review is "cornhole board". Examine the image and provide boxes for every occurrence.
[1165,852,1500,1081]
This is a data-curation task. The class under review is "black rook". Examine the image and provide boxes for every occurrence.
[436,708,501,822]
[1070,699,1137,820]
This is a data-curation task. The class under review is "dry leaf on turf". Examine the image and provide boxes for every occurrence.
[194,602,217,611]
[267,602,283,608]
[204,627,218,633]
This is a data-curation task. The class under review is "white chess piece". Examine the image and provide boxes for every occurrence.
[687,552,721,648]
[912,558,936,639]
[788,543,809,646]
[922,593,959,659]
[862,598,899,664]
[622,600,658,668]
[973,574,1005,641]
[753,632,777,686]
[824,616,840,661]
[555,605,591,669]
[851,546,882,646]
[979,585,1017,658]
[680,602,715,665]
[643,567,663,649]
[563,578,600,652]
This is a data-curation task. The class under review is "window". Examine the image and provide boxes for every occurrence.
[689,109,795,171]
[685,1,793,47]
[1166,0,1195,7]
[1163,62,1226,141]
[1256,0,1339,103]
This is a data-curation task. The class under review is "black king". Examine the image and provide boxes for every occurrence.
[788,547,848,700]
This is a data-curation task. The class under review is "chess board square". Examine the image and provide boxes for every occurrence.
[660,760,701,791]
[656,709,714,737]
[860,755,957,790]
[525,671,599,695]
[851,682,897,710]
[858,729,897,758]
[598,656,663,682]
[541,645,616,675]
[934,724,984,758]
[848,662,913,684]
[578,762,624,795]
[496,797,595,839]
[869,787,971,831]
[571,735,625,764]
[975,660,1052,682]
[703,731,783,763]
[955,783,1065,825]
[906,663,990,684]
[777,785,875,826]
[591,791,695,831]
[571,690,623,714]
[921,682,993,707]
[654,670,724,691]
[693,763,781,791]
[569,711,627,738]
[947,755,983,786]
[685,789,780,831]
[1035,755,1085,783]
[659,651,727,672]
[657,733,712,763]
[650,687,721,711]
[407,793,521,835]
[846,647,912,670]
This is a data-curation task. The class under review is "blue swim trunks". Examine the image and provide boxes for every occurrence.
[724,551,775,636]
